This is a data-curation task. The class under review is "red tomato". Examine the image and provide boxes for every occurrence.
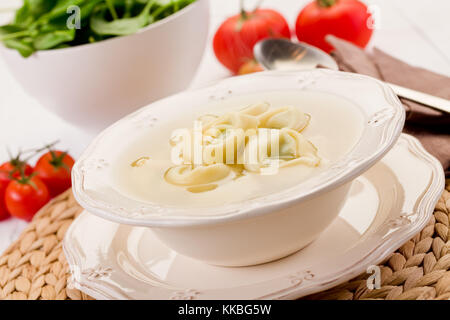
[5,176,50,221]
[295,0,373,53]
[0,159,33,221]
[0,154,33,221]
[0,160,33,185]
[34,150,75,198]
[213,9,291,74]
[0,180,10,221]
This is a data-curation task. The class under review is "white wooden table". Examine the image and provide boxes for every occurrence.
[0,0,449,254]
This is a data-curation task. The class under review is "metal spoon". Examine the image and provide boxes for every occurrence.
[254,38,450,114]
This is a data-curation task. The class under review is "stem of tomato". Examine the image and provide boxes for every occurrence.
[49,150,68,168]
[31,140,60,155]
[4,148,30,179]
[14,166,38,190]
[234,0,250,31]
[252,0,264,12]
[240,0,248,20]
[317,0,336,7]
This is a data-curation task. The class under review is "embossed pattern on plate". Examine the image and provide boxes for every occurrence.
[64,134,444,300]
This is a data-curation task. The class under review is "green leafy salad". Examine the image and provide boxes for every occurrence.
[0,0,196,58]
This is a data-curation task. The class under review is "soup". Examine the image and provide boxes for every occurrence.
[112,90,364,209]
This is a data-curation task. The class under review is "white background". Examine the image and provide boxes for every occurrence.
[0,0,449,253]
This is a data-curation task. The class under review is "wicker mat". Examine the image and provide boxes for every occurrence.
[0,182,449,300]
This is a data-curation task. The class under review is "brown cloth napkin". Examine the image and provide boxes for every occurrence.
[326,35,450,175]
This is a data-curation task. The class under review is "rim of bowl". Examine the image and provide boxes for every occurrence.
[0,0,204,57]
[72,69,406,228]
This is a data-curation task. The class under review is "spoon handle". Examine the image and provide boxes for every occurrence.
[388,83,450,114]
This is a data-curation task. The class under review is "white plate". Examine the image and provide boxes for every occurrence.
[64,134,444,300]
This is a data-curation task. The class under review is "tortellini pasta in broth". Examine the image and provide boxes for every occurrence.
[164,103,320,191]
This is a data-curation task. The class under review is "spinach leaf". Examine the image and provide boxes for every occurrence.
[3,38,35,57]
[105,0,119,20]
[33,28,76,50]
[39,16,70,32]
[152,0,194,20]
[0,25,33,41]
[1,0,197,57]
[123,0,134,18]
[27,0,58,18]
[79,0,104,21]
[0,25,25,36]
[14,0,58,27]
[33,0,88,27]
[14,2,34,27]
[90,0,155,36]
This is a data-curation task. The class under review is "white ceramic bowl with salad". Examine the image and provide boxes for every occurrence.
[72,69,405,267]
[0,0,209,132]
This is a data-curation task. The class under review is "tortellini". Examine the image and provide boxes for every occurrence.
[258,106,310,131]
[203,111,259,132]
[202,125,246,165]
[244,128,320,174]
[165,164,231,186]
[201,111,259,165]
[164,103,320,190]
[239,102,270,116]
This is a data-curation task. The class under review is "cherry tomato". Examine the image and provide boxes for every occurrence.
[34,150,75,198]
[0,160,33,185]
[0,180,10,221]
[0,158,33,221]
[295,0,373,53]
[213,9,291,74]
[5,176,50,221]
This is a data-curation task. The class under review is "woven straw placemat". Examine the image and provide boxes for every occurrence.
[0,182,449,300]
